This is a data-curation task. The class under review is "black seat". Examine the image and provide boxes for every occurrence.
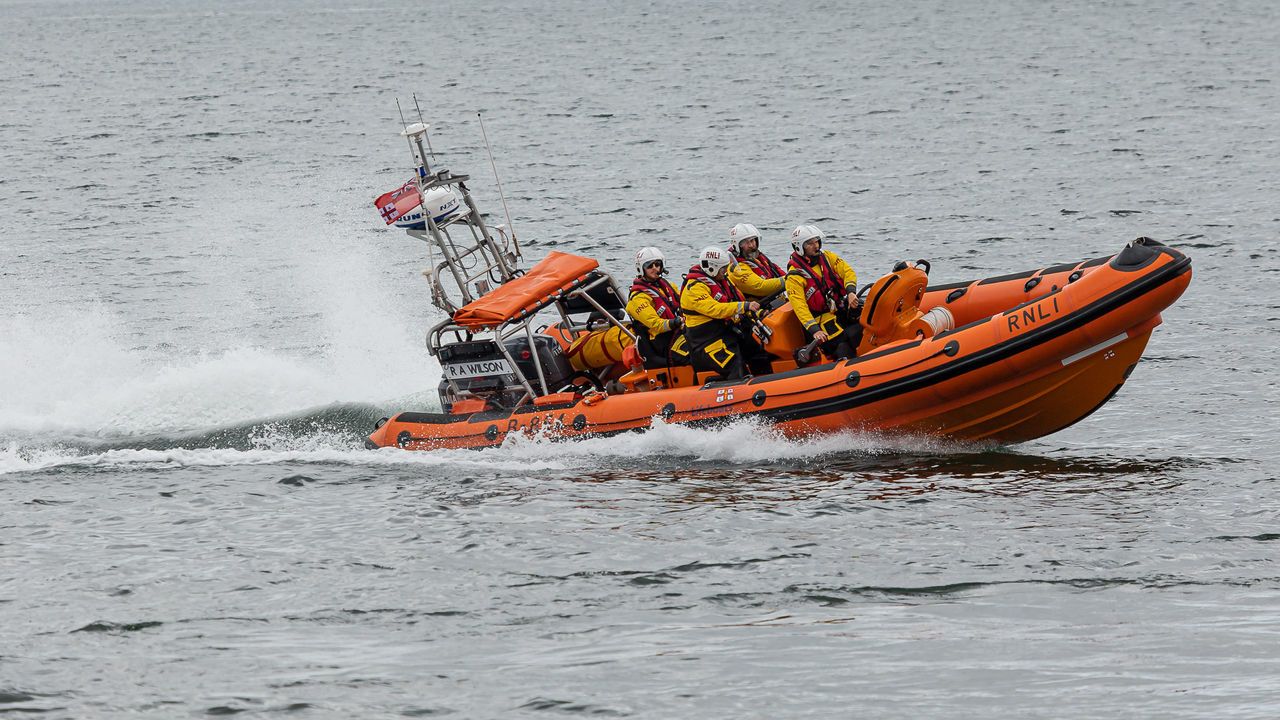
[559,271,627,319]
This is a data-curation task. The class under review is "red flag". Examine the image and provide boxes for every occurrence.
[373,179,421,225]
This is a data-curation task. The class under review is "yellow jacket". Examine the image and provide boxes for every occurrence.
[626,291,680,340]
[786,250,858,333]
[728,262,785,299]
[681,278,750,329]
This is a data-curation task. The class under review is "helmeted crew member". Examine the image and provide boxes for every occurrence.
[726,223,786,299]
[626,247,690,369]
[681,246,773,381]
[786,224,862,362]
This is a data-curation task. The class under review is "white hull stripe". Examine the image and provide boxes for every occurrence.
[1061,333,1129,366]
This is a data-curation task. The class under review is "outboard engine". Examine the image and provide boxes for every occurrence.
[436,336,574,412]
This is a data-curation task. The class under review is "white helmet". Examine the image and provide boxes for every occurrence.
[790,224,825,253]
[635,246,665,275]
[421,186,470,224]
[728,223,760,256]
[698,246,732,275]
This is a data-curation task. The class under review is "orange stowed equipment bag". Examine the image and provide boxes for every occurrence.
[566,325,635,372]
[856,260,954,355]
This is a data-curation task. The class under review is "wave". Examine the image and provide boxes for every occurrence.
[0,442,571,476]
[1,415,1196,487]
[0,302,982,475]
[0,410,981,477]
[0,296,444,471]
[494,416,972,466]
[0,303,440,438]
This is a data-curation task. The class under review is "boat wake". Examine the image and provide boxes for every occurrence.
[1,409,979,476]
[0,303,439,474]
[0,305,983,476]
[493,417,969,466]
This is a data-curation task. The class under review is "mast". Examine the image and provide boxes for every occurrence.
[396,120,523,315]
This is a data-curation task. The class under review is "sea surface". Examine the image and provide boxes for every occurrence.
[2,0,1278,717]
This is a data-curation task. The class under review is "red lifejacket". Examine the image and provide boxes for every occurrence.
[733,251,784,279]
[629,277,681,320]
[682,266,746,316]
[788,251,845,315]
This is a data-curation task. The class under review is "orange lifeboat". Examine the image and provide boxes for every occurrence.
[368,237,1192,450]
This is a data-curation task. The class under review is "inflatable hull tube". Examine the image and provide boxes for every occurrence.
[369,240,1192,450]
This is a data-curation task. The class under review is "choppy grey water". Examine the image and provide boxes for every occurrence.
[2,0,1278,717]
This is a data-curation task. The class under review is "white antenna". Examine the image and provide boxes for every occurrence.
[396,97,437,179]
[395,98,417,169]
[477,111,518,253]
[412,94,436,161]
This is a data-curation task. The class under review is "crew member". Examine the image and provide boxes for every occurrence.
[786,224,861,362]
[681,246,773,380]
[626,247,689,369]
[727,223,786,300]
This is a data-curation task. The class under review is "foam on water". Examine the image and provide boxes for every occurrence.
[0,411,970,476]
[0,301,439,441]
[0,442,567,476]
[492,415,967,471]
[497,416,963,465]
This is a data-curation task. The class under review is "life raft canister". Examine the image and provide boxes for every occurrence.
[857,260,954,355]
[566,325,635,371]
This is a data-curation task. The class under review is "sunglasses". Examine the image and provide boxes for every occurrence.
[643,260,664,270]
